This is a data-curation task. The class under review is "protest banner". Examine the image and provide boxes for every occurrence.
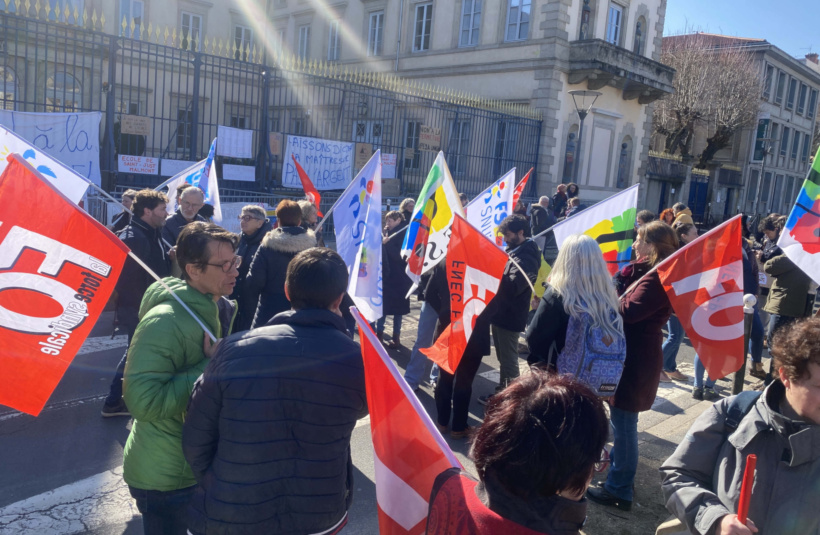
[0,155,129,416]
[0,110,102,185]
[418,126,441,152]
[222,163,256,182]
[282,135,354,190]
[0,125,89,204]
[120,114,151,136]
[352,307,459,535]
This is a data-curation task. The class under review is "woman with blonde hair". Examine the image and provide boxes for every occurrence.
[526,233,624,370]
[587,221,678,511]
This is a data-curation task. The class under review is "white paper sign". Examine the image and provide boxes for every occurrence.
[223,163,256,182]
[0,110,103,185]
[381,153,397,179]
[216,125,253,159]
[282,135,354,190]
[160,158,195,177]
[118,155,158,175]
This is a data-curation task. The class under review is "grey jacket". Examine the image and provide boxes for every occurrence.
[660,381,820,535]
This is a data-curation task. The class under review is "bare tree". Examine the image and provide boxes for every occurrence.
[654,33,762,168]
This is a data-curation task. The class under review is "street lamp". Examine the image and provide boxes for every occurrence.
[753,138,774,215]
[568,90,602,183]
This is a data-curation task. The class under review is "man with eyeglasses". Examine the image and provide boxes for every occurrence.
[122,222,239,535]
[162,186,207,248]
[231,205,272,331]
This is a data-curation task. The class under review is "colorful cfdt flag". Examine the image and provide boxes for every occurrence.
[291,154,323,217]
[0,155,129,416]
[512,167,532,208]
[656,216,745,380]
[164,138,222,223]
[552,184,639,275]
[400,152,464,286]
[778,146,820,284]
[465,168,515,247]
[351,306,460,535]
[334,150,383,322]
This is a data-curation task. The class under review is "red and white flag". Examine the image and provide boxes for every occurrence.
[421,216,508,374]
[291,154,323,216]
[0,155,129,416]
[656,216,744,380]
[512,167,532,207]
[351,307,460,535]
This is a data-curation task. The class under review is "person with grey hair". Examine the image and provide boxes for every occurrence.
[530,196,554,248]
[163,187,207,247]
[231,205,272,332]
[298,199,325,247]
[399,198,415,223]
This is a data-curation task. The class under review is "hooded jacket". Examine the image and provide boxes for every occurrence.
[763,253,812,318]
[122,277,236,492]
[661,381,820,535]
[672,208,694,226]
[182,309,367,535]
[245,226,316,328]
[231,219,273,331]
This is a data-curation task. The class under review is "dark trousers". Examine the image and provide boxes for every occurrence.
[129,485,196,535]
[434,346,484,432]
[105,318,138,405]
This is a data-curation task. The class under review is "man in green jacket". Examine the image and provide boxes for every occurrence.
[123,222,238,535]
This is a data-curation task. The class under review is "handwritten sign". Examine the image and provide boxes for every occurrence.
[160,158,194,177]
[282,134,354,190]
[217,125,253,159]
[381,153,397,179]
[355,143,373,169]
[0,110,102,185]
[269,132,282,157]
[419,125,441,152]
[120,114,151,136]
[118,155,158,175]
[223,163,256,182]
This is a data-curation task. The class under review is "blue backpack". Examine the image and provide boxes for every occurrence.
[556,312,627,396]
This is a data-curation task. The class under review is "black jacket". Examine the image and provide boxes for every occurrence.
[525,284,570,367]
[116,217,172,324]
[382,224,413,316]
[161,210,206,247]
[231,220,273,332]
[110,211,131,234]
[183,308,368,535]
[530,205,554,237]
[246,226,316,328]
[489,238,541,332]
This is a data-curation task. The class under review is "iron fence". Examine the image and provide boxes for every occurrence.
[1,8,541,208]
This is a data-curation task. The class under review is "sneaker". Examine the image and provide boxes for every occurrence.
[477,394,494,406]
[659,371,672,383]
[586,486,632,512]
[101,399,130,418]
[667,370,688,382]
[692,388,704,401]
[703,388,721,401]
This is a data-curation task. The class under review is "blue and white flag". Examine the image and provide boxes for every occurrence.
[334,150,383,322]
[163,138,222,223]
[465,167,515,248]
[0,125,89,204]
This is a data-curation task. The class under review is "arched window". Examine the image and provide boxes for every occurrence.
[46,72,82,112]
[633,16,646,55]
[562,126,579,183]
[0,66,17,110]
[616,136,633,189]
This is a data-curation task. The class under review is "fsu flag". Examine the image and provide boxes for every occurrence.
[291,154,323,217]
[778,145,820,284]
[656,216,744,380]
[351,307,460,535]
[421,216,508,374]
[512,167,532,207]
[0,155,129,416]
[464,168,515,247]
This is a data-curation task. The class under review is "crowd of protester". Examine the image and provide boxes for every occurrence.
[100,185,818,535]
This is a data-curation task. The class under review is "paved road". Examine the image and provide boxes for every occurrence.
[0,305,764,534]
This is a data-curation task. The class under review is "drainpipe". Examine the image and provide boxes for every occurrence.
[395,0,405,72]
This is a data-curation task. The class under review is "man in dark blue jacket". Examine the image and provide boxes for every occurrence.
[183,248,368,535]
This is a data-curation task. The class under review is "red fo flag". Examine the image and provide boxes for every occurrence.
[656,216,744,380]
[291,154,323,216]
[512,167,532,207]
[351,307,460,535]
[0,155,129,416]
[421,216,508,374]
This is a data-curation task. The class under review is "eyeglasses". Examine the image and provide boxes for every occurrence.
[239,215,263,222]
[181,201,204,210]
[594,448,611,473]
[203,255,242,273]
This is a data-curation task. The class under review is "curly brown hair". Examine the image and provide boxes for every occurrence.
[770,317,820,382]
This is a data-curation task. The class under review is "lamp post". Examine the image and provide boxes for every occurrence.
[568,90,602,183]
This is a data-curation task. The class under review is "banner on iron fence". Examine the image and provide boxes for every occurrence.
[0,110,102,186]
[282,134,354,190]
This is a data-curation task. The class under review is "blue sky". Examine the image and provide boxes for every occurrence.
[663,0,816,58]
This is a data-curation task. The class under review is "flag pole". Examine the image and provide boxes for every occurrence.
[81,180,218,342]
[313,178,360,234]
